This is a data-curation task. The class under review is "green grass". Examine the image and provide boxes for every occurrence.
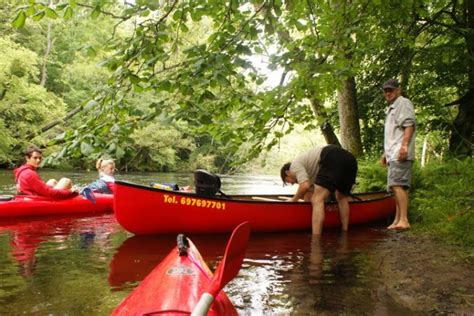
[357,158,473,260]
[410,159,473,251]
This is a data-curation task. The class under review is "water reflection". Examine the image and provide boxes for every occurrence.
[0,214,121,278]
[233,228,391,314]
[109,228,389,314]
[108,233,231,290]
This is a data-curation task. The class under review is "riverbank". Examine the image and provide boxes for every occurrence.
[358,158,473,254]
[371,232,474,314]
[356,158,474,314]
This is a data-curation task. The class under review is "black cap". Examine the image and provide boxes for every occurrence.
[383,79,400,89]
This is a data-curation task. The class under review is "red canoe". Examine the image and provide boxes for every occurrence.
[114,181,396,234]
[0,194,113,218]
[111,234,238,316]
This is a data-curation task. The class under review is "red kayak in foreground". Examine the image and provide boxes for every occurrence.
[0,194,113,218]
[114,181,396,234]
[112,222,250,316]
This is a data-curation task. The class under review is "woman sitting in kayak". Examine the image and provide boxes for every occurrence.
[84,158,116,194]
[14,145,78,199]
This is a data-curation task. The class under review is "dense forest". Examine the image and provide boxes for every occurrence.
[1,0,472,172]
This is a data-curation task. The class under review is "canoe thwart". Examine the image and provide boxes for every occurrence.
[251,196,283,202]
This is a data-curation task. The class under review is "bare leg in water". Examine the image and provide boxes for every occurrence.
[335,190,350,232]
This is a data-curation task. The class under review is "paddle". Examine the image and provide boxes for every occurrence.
[191,221,251,316]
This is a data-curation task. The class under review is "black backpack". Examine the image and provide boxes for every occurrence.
[193,169,223,197]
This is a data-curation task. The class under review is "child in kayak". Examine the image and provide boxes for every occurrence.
[14,145,78,199]
[85,158,116,194]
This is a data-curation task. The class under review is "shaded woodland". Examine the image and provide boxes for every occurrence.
[1,0,472,172]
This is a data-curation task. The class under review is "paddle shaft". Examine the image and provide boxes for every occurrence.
[191,293,214,316]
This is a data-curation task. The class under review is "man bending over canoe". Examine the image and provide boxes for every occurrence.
[281,145,358,235]
[14,145,78,199]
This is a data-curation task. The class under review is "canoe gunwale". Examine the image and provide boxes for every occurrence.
[115,180,392,205]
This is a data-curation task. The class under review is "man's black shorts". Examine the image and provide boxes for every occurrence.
[314,145,357,195]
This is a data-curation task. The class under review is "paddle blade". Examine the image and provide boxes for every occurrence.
[80,187,96,204]
[191,222,251,316]
[208,221,251,297]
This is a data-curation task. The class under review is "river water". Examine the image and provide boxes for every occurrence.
[0,169,409,315]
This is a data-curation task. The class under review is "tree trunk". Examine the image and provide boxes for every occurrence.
[448,1,474,157]
[40,21,54,87]
[448,88,474,156]
[336,76,363,157]
[308,97,341,147]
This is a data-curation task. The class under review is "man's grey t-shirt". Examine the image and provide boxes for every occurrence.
[290,146,325,184]
[384,96,416,162]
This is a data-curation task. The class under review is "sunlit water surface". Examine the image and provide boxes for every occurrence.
[0,169,409,315]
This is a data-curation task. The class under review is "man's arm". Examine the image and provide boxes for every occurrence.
[398,125,415,161]
[27,172,77,199]
[380,154,387,166]
[291,180,311,202]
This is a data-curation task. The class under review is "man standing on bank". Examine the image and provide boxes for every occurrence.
[281,145,358,235]
[381,79,416,230]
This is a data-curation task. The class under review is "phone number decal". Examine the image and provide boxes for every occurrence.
[163,194,226,210]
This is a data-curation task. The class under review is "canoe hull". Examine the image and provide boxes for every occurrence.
[114,181,396,234]
[111,238,237,316]
[0,194,113,218]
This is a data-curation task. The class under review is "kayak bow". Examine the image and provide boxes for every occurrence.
[112,222,251,315]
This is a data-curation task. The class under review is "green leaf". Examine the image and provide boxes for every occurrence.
[216,74,230,86]
[116,146,125,159]
[86,46,96,57]
[26,6,35,16]
[200,90,216,101]
[32,11,45,21]
[64,6,73,20]
[80,142,94,155]
[140,9,150,17]
[69,0,77,8]
[84,100,98,110]
[172,9,182,21]
[11,11,26,28]
[91,5,101,18]
[273,5,282,16]
[57,147,67,159]
[54,132,66,141]
[133,84,144,93]
[45,7,59,19]
[56,4,68,11]
[180,23,189,32]
[128,74,141,84]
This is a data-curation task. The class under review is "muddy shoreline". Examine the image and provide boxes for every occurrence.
[369,233,474,314]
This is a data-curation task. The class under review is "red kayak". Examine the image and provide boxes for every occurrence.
[112,222,251,315]
[114,180,396,234]
[0,194,113,218]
